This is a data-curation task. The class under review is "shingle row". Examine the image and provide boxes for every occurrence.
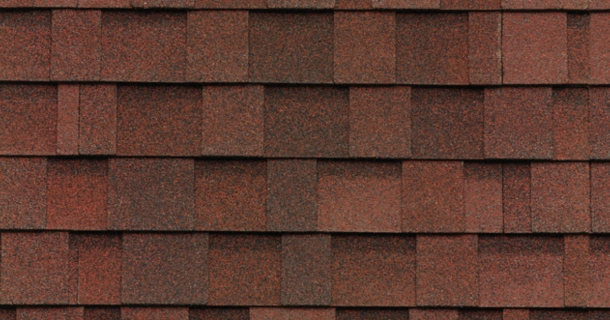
[3,10,610,84]
[2,157,609,233]
[3,307,610,320]
[4,84,610,159]
[0,232,607,308]
[5,0,610,10]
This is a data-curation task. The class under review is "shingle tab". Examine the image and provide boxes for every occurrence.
[443,0,500,9]
[564,235,590,307]
[403,161,464,233]
[568,13,590,84]
[195,160,267,231]
[416,235,478,306]
[464,162,502,233]
[397,13,468,84]
[117,85,202,156]
[121,308,189,320]
[348,87,411,158]
[593,163,610,232]
[72,234,121,305]
[51,9,101,81]
[16,308,84,320]
[194,0,266,7]
[0,158,47,229]
[250,308,335,320]
[264,86,349,158]
[590,237,610,307]
[0,85,57,155]
[267,160,318,232]
[531,162,590,233]
[108,158,194,230]
[410,309,459,320]
[502,12,568,84]
[469,12,502,84]
[331,235,416,306]
[281,235,331,306]
[266,0,335,8]
[1,232,76,304]
[47,159,108,230]
[0,11,51,80]
[189,308,249,320]
[484,87,554,159]
[79,84,117,155]
[249,12,333,83]
[208,234,281,305]
[84,307,120,320]
[552,88,590,160]
[334,11,395,84]
[318,161,401,232]
[101,11,186,82]
[411,88,484,159]
[336,309,411,320]
[591,13,610,84]
[503,163,532,233]
[373,0,440,8]
[122,233,208,304]
[479,236,564,307]
[57,84,79,155]
[187,11,248,82]
[201,86,264,156]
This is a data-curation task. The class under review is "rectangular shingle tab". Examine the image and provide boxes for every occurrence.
[52,9,101,81]
[108,158,194,230]
[0,11,51,81]
[281,235,331,305]
[331,235,416,306]
[101,11,186,82]
[1,232,76,304]
[249,12,333,83]
[187,11,248,82]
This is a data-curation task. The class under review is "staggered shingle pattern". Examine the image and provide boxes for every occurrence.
[0,0,608,319]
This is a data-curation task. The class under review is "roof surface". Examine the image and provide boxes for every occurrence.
[0,0,607,319]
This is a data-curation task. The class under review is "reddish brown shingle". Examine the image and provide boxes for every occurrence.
[1,232,77,304]
[72,234,121,305]
[281,235,331,305]
[416,235,479,306]
[249,12,333,83]
[318,161,401,232]
[403,161,464,233]
[195,160,267,231]
[121,233,208,304]
[502,12,568,84]
[331,235,416,306]
[47,159,108,230]
[349,87,411,158]
[101,11,186,82]
[479,236,564,307]
[51,10,101,81]
[0,11,51,80]
[108,158,194,230]
[334,11,395,84]
[208,235,281,305]
[187,11,248,82]
[397,13,468,84]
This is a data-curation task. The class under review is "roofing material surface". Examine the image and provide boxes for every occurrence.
[0,1,609,319]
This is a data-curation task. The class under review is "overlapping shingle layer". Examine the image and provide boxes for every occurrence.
[0,0,608,319]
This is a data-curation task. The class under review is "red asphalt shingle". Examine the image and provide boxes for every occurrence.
[331,235,416,306]
[195,160,267,231]
[1,1,610,317]
[51,10,101,81]
[281,235,331,306]
[266,159,318,232]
